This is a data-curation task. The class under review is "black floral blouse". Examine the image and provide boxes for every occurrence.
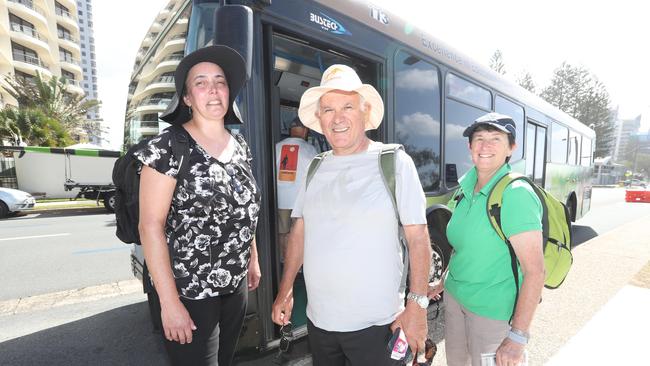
[135,128,260,300]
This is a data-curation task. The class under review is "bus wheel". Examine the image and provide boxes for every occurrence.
[429,242,445,283]
[427,207,453,279]
[566,195,577,222]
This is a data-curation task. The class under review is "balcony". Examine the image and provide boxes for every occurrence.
[57,0,77,11]
[142,53,182,82]
[135,97,172,114]
[64,79,84,95]
[55,7,79,30]
[10,24,50,53]
[132,120,161,136]
[58,33,81,52]
[60,56,82,74]
[161,33,186,55]
[7,0,47,27]
[143,77,175,95]
[12,52,51,77]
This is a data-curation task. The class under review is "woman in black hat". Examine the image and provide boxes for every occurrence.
[135,45,260,366]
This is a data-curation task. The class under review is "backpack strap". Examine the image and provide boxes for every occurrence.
[448,188,464,211]
[377,144,411,293]
[378,144,403,225]
[487,172,547,321]
[305,150,331,189]
[167,125,191,184]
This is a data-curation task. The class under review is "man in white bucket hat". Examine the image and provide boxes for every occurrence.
[272,64,432,365]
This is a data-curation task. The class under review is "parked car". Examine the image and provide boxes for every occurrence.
[0,187,36,218]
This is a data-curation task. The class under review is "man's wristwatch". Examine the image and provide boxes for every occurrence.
[406,292,429,309]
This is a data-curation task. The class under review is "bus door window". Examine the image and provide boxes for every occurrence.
[495,95,524,162]
[526,121,547,186]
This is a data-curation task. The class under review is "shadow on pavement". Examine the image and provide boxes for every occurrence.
[571,224,599,248]
[0,302,170,366]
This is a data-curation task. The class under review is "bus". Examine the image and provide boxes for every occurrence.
[123,0,595,357]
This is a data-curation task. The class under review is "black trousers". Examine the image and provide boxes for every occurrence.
[307,319,403,366]
[163,280,248,366]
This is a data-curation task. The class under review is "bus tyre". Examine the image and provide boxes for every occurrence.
[0,201,8,219]
[103,192,116,213]
[427,208,453,279]
[429,242,445,284]
[566,195,577,222]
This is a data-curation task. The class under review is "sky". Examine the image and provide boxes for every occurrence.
[94,0,650,149]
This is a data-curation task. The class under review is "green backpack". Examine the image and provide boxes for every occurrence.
[453,172,573,294]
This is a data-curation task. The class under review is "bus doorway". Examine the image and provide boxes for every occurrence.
[265,31,380,334]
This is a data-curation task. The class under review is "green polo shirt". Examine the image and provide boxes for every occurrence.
[445,164,542,320]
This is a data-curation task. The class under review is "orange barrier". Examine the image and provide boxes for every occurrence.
[625,189,650,203]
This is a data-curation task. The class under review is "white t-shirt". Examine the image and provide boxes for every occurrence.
[275,137,318,210]
[292,142,427,332]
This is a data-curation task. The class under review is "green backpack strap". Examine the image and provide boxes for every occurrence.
[487,172,549,321]
[486,172,525,321]
[378,144,411,293]
[379,144,403,224]
[305,151,330,189]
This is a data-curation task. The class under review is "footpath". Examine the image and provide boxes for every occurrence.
[0,210,648,365]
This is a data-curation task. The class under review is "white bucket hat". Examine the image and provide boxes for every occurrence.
[298,64,384,134]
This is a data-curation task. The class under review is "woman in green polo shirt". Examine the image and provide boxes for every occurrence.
[429,113,545,366]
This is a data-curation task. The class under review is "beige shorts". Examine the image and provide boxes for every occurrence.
[278,209,292,234]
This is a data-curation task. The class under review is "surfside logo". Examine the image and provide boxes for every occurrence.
[309,12,350,35]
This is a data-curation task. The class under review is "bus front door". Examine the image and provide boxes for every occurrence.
[265,30,380,339]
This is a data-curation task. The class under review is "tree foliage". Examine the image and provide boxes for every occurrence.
[1,73,100,146]
[489,49,507,75]
[516,71,536,94]
[540,62,615,158]
[0,107,73,147]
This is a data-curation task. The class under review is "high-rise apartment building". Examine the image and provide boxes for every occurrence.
[123,0,184,147]
[1,0,102,143]
[613,115,641,162]
[1,0,85,106]
[75,0,99,121]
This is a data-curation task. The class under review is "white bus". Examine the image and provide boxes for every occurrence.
[123,0,595,356]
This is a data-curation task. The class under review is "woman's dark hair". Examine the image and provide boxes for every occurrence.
[468,124,516,147]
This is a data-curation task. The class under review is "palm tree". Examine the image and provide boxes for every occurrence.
[0,107,72,147]
[2,72,100,132]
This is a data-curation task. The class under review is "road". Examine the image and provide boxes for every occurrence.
[0,209,132,300]
[0,187,649,365]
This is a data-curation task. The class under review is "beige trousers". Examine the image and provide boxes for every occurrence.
[444,292,511,366]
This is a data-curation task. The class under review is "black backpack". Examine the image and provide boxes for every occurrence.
[112,125,191,245]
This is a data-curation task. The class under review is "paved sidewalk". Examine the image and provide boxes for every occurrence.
[546,285,650,365]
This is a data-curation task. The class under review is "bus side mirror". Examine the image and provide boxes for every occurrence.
[214,5,253,81]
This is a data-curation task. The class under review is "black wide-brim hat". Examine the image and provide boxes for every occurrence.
[160,45,246,125]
